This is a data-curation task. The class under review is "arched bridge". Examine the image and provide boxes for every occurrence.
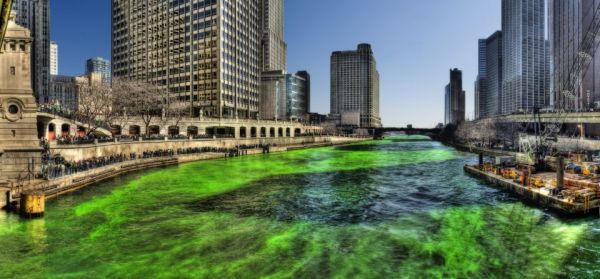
[373,127,441,139]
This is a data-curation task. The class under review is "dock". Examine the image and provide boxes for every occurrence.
[464,165,600,215]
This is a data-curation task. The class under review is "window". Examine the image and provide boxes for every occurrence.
[10,67,15,76]
[8,105,19,114]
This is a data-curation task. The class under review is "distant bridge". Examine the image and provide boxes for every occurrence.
[373,127,441,139]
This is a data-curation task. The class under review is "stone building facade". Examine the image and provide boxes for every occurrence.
[0,12,41,181]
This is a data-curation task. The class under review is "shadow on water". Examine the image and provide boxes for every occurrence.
[188,160,518,225]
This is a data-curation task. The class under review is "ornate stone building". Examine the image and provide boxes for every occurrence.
[0,11,41,181]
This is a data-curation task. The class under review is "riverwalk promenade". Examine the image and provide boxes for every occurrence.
[1,136,366,210]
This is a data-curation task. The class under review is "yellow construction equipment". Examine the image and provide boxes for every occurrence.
[529,177,545,188]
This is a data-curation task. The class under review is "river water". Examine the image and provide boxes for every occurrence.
[1,135,600,278]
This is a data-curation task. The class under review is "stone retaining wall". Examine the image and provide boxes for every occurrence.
[50,136,345,162]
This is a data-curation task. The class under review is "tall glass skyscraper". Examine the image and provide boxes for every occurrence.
[476,31,503,119]
[12,0,50,104]
[501,0,549,114]
[86,57,111,86]
[475,39,487,119]
[550,0,600,111]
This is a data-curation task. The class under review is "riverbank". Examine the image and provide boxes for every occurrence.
[441,140,517,157]
[1,136,366,210]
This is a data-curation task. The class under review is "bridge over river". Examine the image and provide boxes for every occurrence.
[373,127,441,139]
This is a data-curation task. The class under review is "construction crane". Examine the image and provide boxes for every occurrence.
[525,3,600,168]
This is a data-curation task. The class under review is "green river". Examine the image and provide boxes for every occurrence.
[1,135,600,278]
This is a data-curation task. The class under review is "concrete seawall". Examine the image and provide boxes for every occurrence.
[1,136,365,209]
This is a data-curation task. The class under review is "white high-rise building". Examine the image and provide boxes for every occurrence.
[501,0,549,114]
[330,44,381,128]
[50,41,58,75]
[112,0,264,119]
[261,0,287,72]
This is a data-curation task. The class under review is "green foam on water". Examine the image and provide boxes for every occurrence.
[0,136,594,278]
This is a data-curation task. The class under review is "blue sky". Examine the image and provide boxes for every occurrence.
[51,0,501,127]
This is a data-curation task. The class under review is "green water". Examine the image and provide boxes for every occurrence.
[1,135,600,278]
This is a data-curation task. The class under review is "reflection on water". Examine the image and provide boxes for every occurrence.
[0,135,598,278]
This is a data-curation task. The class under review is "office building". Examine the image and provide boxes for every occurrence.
[261,0,287,72]
[501,0,549,114]
[296,70,310,114]
[550,0,600,111]
[49,72,102,113]
[474,39,487,119]
[260,70,309,121]
[112,0,263,119]
[12,0,51,104]
[50,41,57,75]
[445,68,465,125]
[330,44,381,128]
[86,57,111,86]
[475,31,503,119]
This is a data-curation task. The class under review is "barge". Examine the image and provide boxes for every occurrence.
[464,164,600,216]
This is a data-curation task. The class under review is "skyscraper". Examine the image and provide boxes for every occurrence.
[550,0,600,111]
[330,44,381,128]
[474,39,487,119]
[12,0,50,104]
[261,0,287,72]
[475,31,503,119]
[86,57,111,86]
[444,68,465,125]
[112,0,263,119]
[50,41,57,75]
[501,0,549,114]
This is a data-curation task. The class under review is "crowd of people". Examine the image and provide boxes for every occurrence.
[56,135,114,145]
[177,147,231,155]
[42,154,130,179]
[39,144,264,180]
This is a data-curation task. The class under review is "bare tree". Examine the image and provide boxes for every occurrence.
[73,84,114,136]
[162,101,190,135]
[118,80,167,136]
[105,78,138,134]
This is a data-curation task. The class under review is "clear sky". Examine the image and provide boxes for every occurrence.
[51,0,501,128]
